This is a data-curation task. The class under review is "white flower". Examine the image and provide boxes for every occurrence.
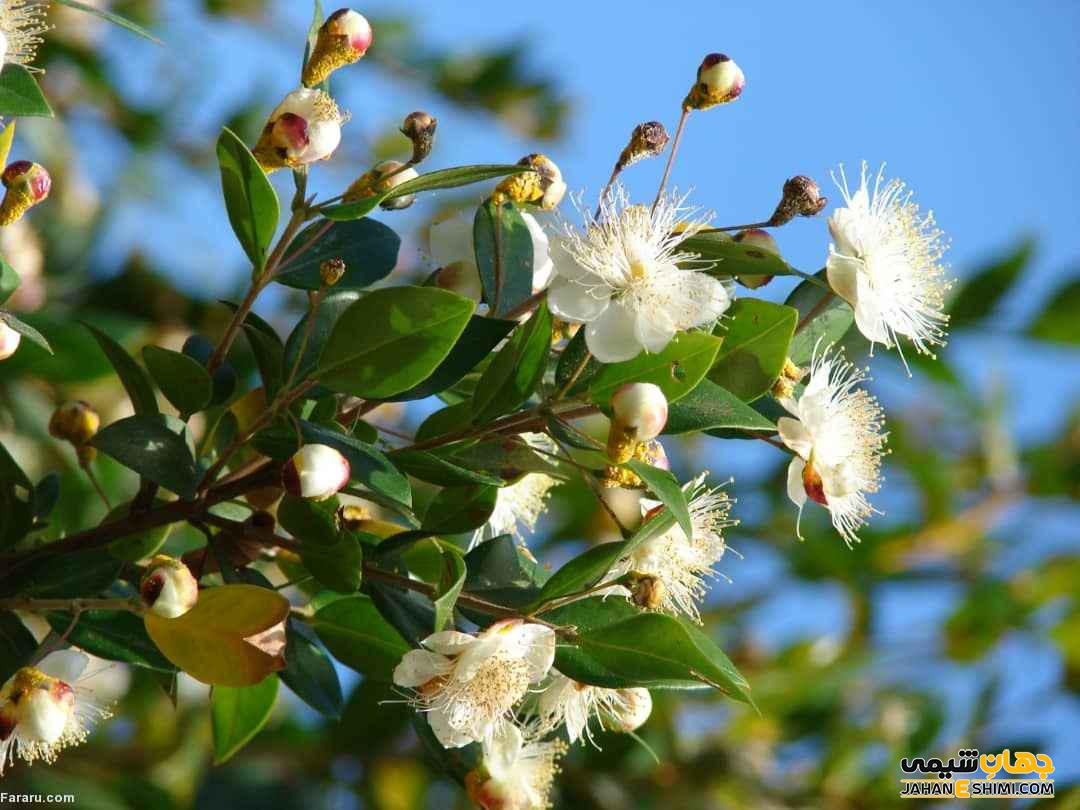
[429,209,554,305]
[467,721,565,810]
[139,555,199,619]
[537,671,652,746]
[0,651,111,775]
[472,434,560,549]
[826,162,951,365]
[282,443,351,500]
[393,619,556,748]
[548,184,732,363]
[254,88,345,171]
[0,320,20,360]
[0,0,50,69]
[776,344,887,545]
[609,474,735,623]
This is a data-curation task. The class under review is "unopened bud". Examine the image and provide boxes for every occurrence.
[612,688,653,732]
[0,320,20,360]
[684,53,745,111]
[337,504,371,531]
[253,88,345,173]
[769,175,827,226]
[629,573,666,610]
[48,400,100,446]
[140,555,199,619]
[320,257,346,287]
[607,383,668,463]
[494,153,566,210]
[0,665,78,748]
[802,460,828,505]
[282,443,351,500]
[342,160,420,209]
[0,161,51,225]
[400,111,437,165]
[616,121,669,171]
[433,262,482,303]
[302,9,373,87]
[733,228,780,289]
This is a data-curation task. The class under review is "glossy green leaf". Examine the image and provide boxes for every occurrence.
[278,618,343,719]
[82,323,159,416]
[0,258,18,305]
[46,610,176,672]
[216,127,279,269]
[278,494,339,546]
[181,335,237,406]
[12,549,122,598]
[554,328,600,396]
[142,345,214,417]
[463,534,547,613]
[682,231,801,278]
[391,449,505,488]
[0,311,50,354]
[315,286,475,398]
[785,272,855,366]
[627,460,692,540]
[90,415,199,499]
[0,64,53,117]
[663,378,777,435]
[422,485,498,534]
[710,299,798,401]
[278,218,401,291]
[473,199,535,317]
[284,290,359,386]
[312,595,410,681]
[589,332,723,407]
[433,547,466,632]
[301,531,364,594]
[472,303,552,420]
[211,676,279,764]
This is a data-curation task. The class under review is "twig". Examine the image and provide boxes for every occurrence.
[652,106,690,213]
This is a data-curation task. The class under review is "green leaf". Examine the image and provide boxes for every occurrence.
[302,531,364,594]
[278,219,401,291]
[627,460,692,540]
[315,286,475,398]
[384,316,516,402]
[0,257,19,305]
[554,328,600,396]
[472,303,552,421]
[106,500,175,561]
[391,449,505,488]
[785,272,855,366]
[321,164,526,221]
[284,290,359,386]
[243,323,285,398]
[709,299,798,401]
[53,0,164,44]
[0,611,37,683]
[216,127,280,269]
[90,415,199,499]
[473,199,534,317]
[682,231,803,278]
[663,378,777,435]
[545,598,752,699]
[278,494,339,546]
[949,239,1034,330]
[588,332,723,407]
[211,676,279,764]
[46,610,176,672]
[0,311,50,353]
[142,345,213,417]
[422,485,498,534]
[461,534,547,613]
[181,335,237,406]
[10,549,122,598]
[312,595,410,681]
[298,421,412,507]
[432,547,466,632]
[83,322,159,416]
[0,64,53,117]
[1027,275,1080,346]
[278,618,343,719]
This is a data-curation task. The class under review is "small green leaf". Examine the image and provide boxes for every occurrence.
[709,299,798,401]
[663,378,777,435]
[682,231,801,278]
[181,335,237,406]
[422,485,498,534]
[312,595,410,681]
[278,495,339,546]
[1027,275,1080,346]
[45,610,176,672]
[473,199,534,317]
[53,0,164,44]
[284,290,359,386]
[432,547,466,632]
[142,345,214,417]
[461,534,546,612]
[0,64,53,117]
[391,449,506,488]
[0,311,50,354]
[0,257,19,305]
[315,286,475,399]
[216,127,280,269]
[278,219,401,291]
[627,460,692,540]
[785,272,855,366]
[243,323,285,398]
[83,322,159,416]
[589,332,723,407]
[278,618,343,719]
[472,303,552,420]
[90,415,199,499]
[301,531,364,594]
[211,676,279,764]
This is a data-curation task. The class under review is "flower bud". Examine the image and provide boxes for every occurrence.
[320,257,346,287]
[629,573,666,610]
[685,53,745,111]
[140,555,199,619]
[733,228,780,290]
[400,111,437,165]
[282,443,351,500]
[615,121,669,171]
[0,160,51,225]
[342,160,420,209]
[0,320,21,360]
[493,153,566,210]
[0,667,75,746]
[432,262,482,303]
[613,688,652,732]
[48,400,100,446]
[302,9,373,87]
[769,175,828,226]
[253,89,345,173]
[551,319,580,344]
[607,383,668,463]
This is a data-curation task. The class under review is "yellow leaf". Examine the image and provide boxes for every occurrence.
[144,584,290,686]
[0,122,15,168]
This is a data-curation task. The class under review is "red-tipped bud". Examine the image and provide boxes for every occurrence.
[0,161,51,225]
[140,555,199,619]
[616,121,670,171]
[685,53,745,111]
[48,400,100,446]
[282,443,351,500]
[612,383,668,441]
[0,320,20,360]
[253,89,344,172]
[302,9,373,87]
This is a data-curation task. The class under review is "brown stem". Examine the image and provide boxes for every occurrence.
[0,597,144,614]
[593,163,622,221]
[701,220,775,233]
[652,106,690,213]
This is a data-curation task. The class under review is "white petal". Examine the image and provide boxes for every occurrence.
[21,689,71,744]
[633,307,677,354]
[786,457,807,509]
[428,708,476,748]
[853,277,891,345]
[393,649,451,687]
[484,720,523,776]
[547,277,611,323]
[585,299,644,363]
[549,236,593,283]
[37,650,89,684]
[825,253,862,308]
[521,212,554,290]
[430,213,475,268]
[508,624,556,682]
[669,271,732,328]
[776,417,813,460]
[302,119,341,163]
[422,630,479,656]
